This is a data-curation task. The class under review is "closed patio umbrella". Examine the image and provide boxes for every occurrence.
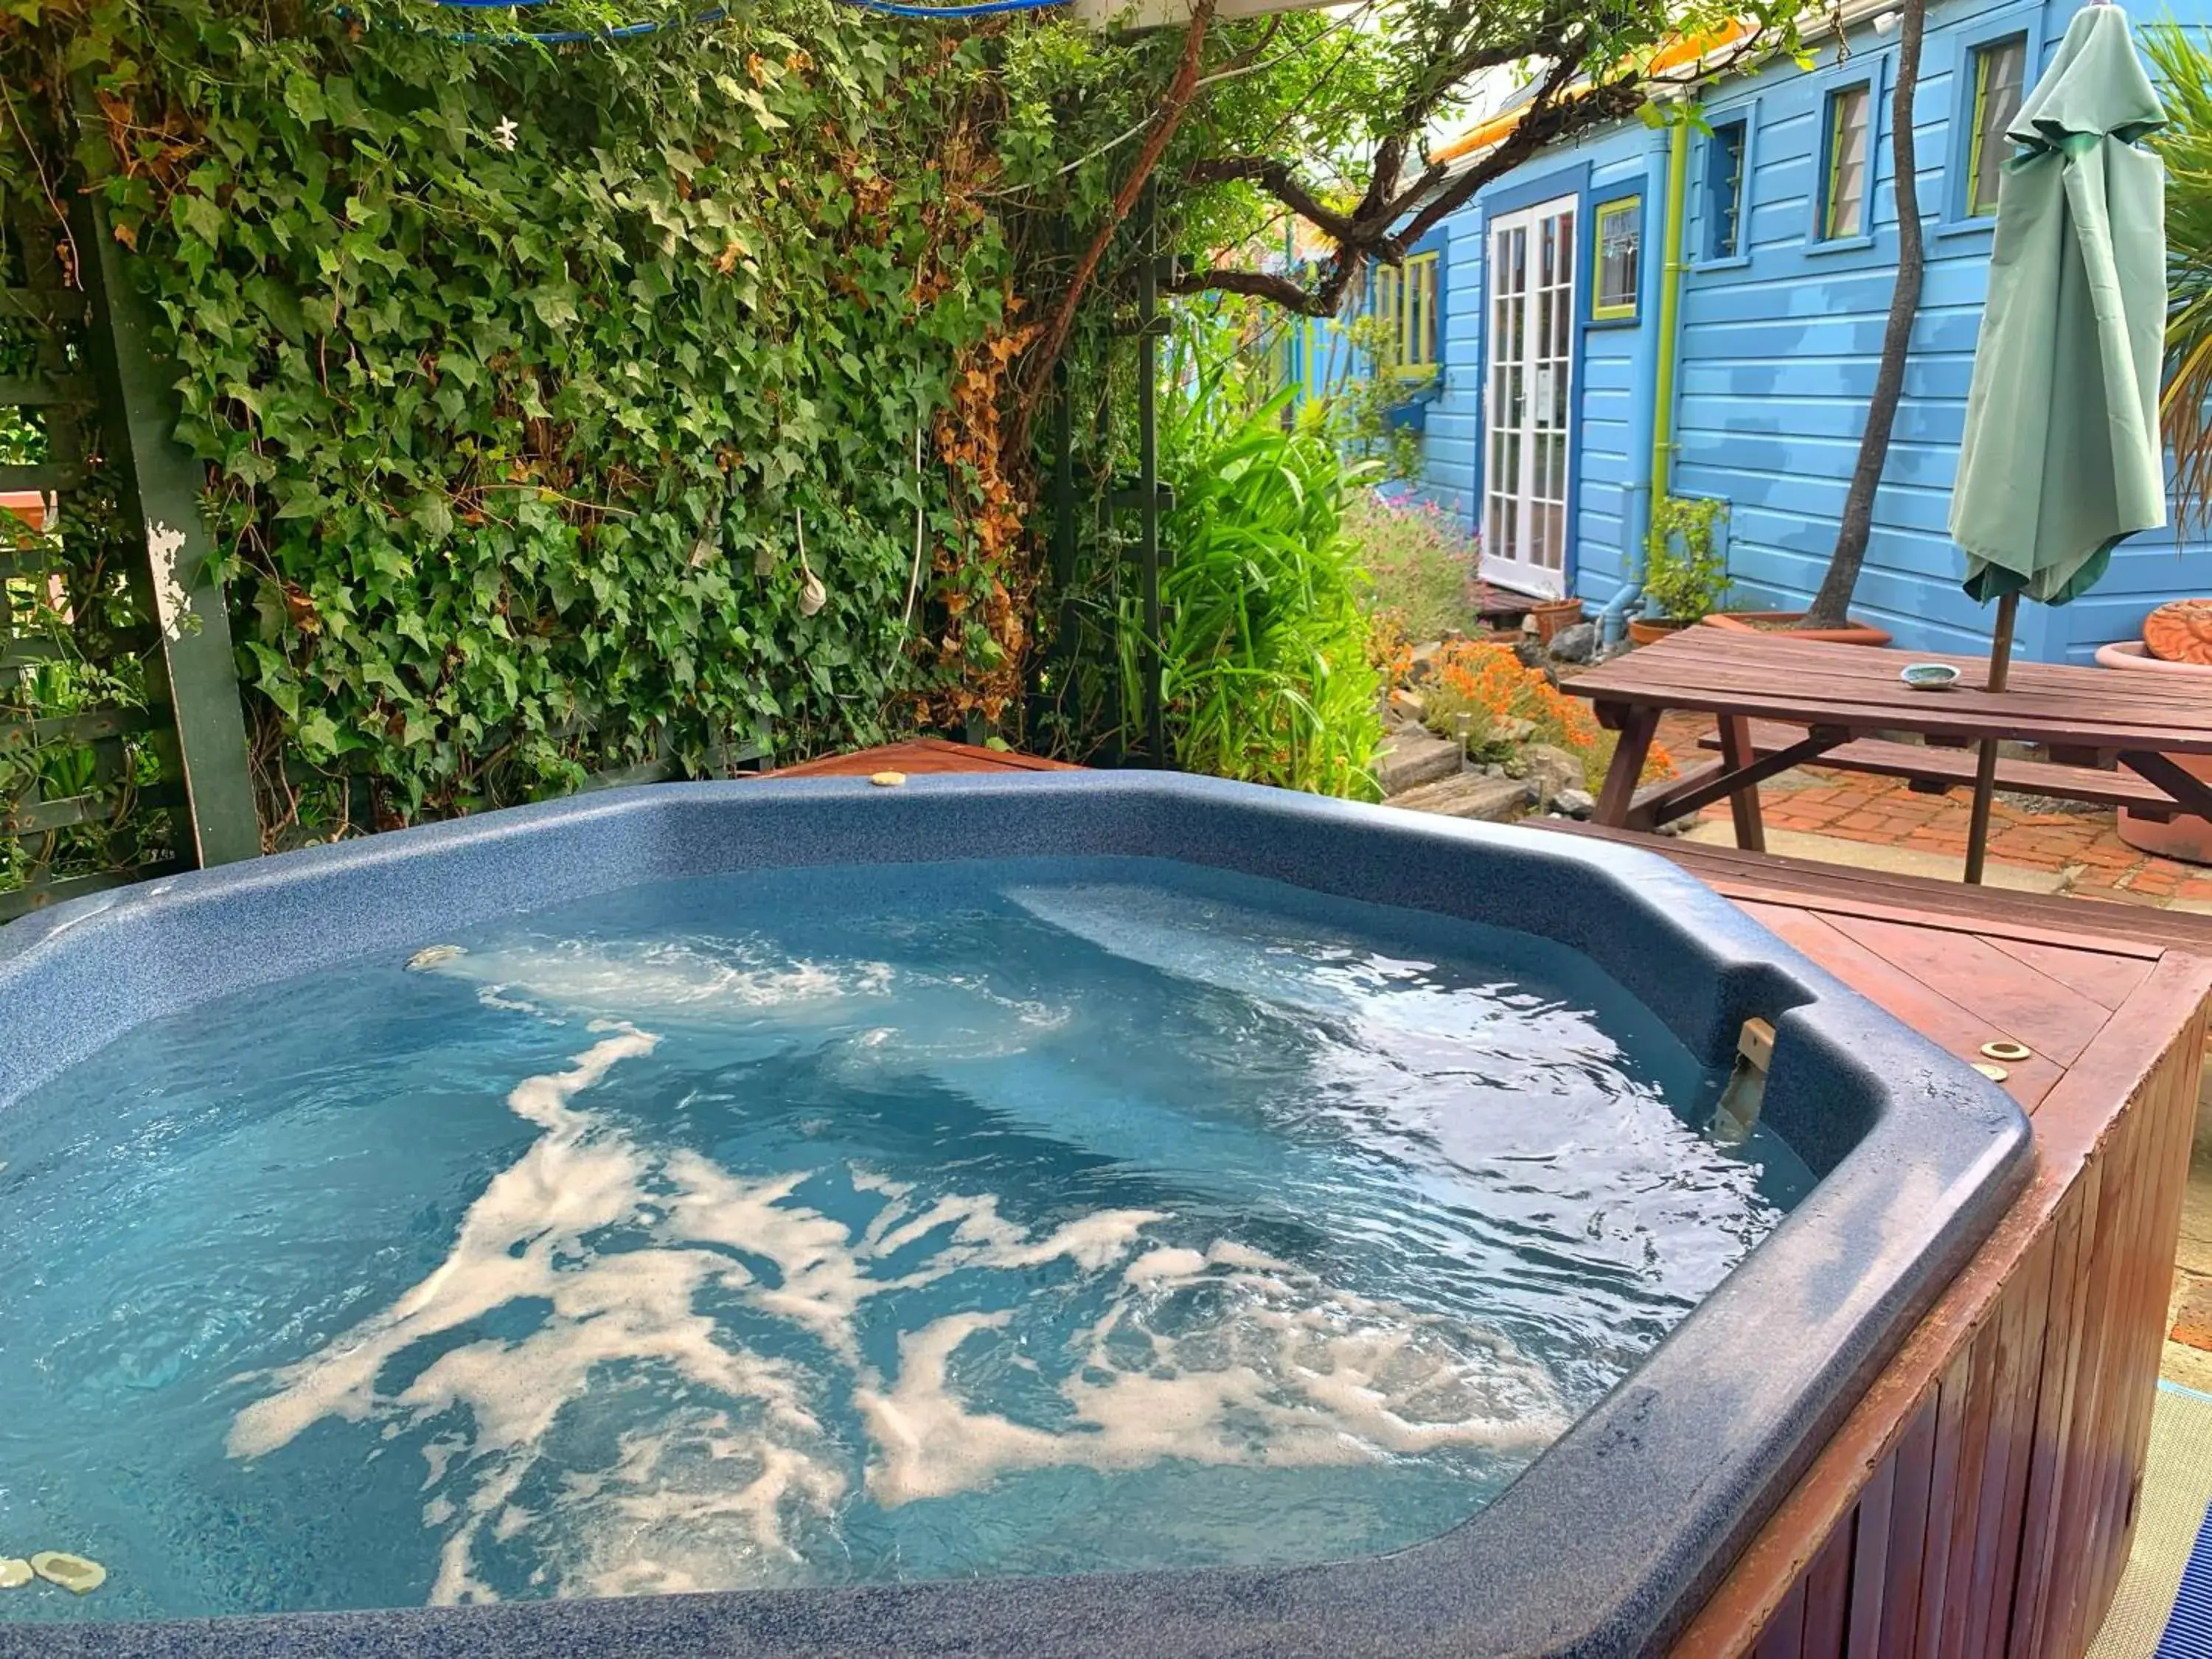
[1948,0,2167,882]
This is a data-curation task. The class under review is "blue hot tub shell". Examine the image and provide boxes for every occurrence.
[0,771,2031,1659]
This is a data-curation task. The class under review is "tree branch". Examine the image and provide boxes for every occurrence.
[1167,55,1637,313]
[1186,156,1356,241]
[1013,0,1218,446]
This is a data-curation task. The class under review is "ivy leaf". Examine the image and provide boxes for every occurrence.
[282,72,327,126]
[174,191,223,246]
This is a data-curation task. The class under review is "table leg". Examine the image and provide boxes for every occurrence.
[1717,716,1767,852]
[1593,706,1659,827]
[2121,752,2212,820]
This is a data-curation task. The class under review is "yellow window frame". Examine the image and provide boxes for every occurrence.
[1591,197,1641,321]
[1966,35,2025,217]
[1821,83,1871,241]
[1386,251,1440,378]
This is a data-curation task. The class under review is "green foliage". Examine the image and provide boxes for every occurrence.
[1131,330,1382,800]
[0,217,178,900]
[1294,311,1426,482]
[4,0,1023,820]
[2146,21,2212,529]
[1643,493,1731,622]
[1343,488,1484,641]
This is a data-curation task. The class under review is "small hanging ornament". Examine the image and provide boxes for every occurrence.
[795,507,827,617]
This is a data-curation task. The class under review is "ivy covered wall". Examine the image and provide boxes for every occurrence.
[5,0,1054,828]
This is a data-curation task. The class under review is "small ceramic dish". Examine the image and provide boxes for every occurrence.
[1900,662,1961,691]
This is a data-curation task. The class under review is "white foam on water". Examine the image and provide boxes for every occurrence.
[421,934,895,1026]
[226,1029,846,1604]
[228,1025,1568,1603]
[858,1248,1569,1507]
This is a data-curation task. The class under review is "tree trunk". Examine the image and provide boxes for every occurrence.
[1804,0,1927,630]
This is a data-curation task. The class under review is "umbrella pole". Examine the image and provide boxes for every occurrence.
[1963,589,2020,885]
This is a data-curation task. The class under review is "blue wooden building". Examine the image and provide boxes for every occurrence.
[1302,0,2207,662]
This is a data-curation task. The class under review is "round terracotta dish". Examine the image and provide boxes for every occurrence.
[2143,598,2212,665]
[1700,611,1893,647]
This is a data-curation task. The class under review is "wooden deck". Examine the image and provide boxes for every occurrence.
[762,737,1079,778]
[768,747,2212,1656]
[1601,835,2212,1657]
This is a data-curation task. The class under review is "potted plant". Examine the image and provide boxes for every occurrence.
[1632,496,1731,644]
[1530,596,1585,643]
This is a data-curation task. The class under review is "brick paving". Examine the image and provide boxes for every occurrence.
[1652,711,2212,906]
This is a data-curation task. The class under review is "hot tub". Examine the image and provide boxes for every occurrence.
[0,772,2029,1658]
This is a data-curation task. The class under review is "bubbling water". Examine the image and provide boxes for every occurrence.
[0,857,1809,1621]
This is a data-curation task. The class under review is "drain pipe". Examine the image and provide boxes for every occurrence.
[1599,108,1691,647]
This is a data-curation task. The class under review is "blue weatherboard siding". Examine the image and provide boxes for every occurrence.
[1332,0,2211,662]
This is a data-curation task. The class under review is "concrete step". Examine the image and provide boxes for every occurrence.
[1377,731,1463,796]
[1382,772,1533,823]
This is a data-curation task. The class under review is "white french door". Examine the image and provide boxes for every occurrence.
[1483,195,1577,598]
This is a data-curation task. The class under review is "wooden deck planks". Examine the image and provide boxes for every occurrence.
[1732,901,2068,1110]
[1815,912,2110,1069]
[1672,956,2211,1658]
[762,738,1079,777]
[1988,936,2154,1014]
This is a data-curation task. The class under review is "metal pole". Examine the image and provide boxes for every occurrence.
[1136,180,1166,768]
[1962,589,2020,885]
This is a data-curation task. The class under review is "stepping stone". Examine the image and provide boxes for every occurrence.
[0,1560,29,1590]
[1377,732,1463,796]
[1383,773,1533,824]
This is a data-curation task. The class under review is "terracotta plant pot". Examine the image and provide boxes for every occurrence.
[1530,597,1585,644]
[1627,616,1688,647]
[2095,640,2212,866]
[1699,611,1893,647]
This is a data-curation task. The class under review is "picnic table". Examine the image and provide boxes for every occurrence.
[1566,628,2212,851]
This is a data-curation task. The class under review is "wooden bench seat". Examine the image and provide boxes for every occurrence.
[1694,718,2180,819]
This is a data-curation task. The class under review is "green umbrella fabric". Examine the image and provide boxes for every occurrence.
[1950,1,2168,605]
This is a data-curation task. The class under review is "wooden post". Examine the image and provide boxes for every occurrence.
[77,201,260,868]
[1135,181,1166,768]
[1717,714,1767,852]
[1964,591,2020,885]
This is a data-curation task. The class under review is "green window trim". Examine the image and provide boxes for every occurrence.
[1966,34,2028,217]
[1591,195,1641,320]
[1820,82,1872,242]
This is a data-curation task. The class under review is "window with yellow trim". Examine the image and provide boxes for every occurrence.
[1374,252,1440,375]
[1820,83,1872,241]
[1592,197,1641,320]
[1966,35,2028,217]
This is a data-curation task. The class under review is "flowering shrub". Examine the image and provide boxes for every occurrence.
[1419,641,1673,791]
[1345,490,1486,643]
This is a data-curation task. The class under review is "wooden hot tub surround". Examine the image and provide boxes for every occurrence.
[1566,832,2212,1659]
[768,747,2212,1658]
